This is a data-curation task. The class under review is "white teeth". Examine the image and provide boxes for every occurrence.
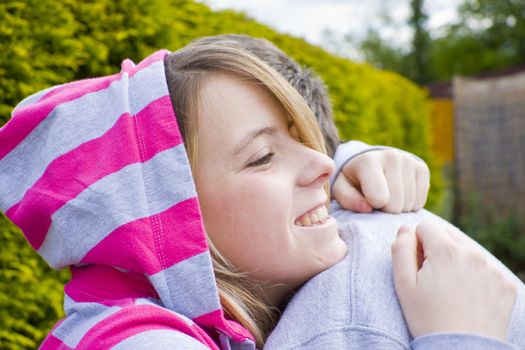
[295,206,329,227]
[303,216,312,226]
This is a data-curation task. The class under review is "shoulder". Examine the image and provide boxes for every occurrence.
[330,205,437,342]
[331,202,429,240]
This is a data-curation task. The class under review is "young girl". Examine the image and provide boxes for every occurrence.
[0,43,517,349]
[204,35,524,349]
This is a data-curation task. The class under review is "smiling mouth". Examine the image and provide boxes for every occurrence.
[295,205,330,227]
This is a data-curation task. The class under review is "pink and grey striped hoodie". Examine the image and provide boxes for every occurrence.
[0,50,256,349]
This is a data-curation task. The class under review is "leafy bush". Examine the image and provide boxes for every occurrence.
[0,214,69,349]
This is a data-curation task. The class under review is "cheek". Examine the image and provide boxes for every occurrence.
[199,177,293,272]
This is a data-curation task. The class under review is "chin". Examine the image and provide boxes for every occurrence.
[323,236,348,266]
[303,236,348,283]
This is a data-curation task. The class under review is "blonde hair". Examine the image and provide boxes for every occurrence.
[164,42,327,347]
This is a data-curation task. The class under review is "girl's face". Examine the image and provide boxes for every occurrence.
[193,73,348,303]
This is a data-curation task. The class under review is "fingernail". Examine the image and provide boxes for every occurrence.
[398,226,410,236]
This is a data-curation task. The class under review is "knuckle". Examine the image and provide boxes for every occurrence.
[384,150,402,166]
[416,218,436,233]
[346,152,373,170]
[416,164,431,182]
[505,280,518,298]
[383,203,402,214]
[416,160,430,173]
[368,192,389,208]
[467,249,488,266]
[416,193,429,210]
[340,192,355,207]
[359,155,377,171]
[439,242,460,259]
[497,275,517,300]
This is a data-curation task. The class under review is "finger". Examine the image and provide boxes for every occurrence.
[343,159,390,209]
[382,164,404,213]
[391,226,418,289]
[414,163,430,210]
[402,166,417,212]
[332,176,373,213]
[415,219,457,260]
[444,225,472,247]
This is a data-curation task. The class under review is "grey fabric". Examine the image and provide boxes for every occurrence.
[39,144,194,269]
[0,61,167,210]
[149,252,221,318]
[265,205,524,350]
[110,329,210,350]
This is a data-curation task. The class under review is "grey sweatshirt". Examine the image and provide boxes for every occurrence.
[264,207,524,350]
[264,141,524,350]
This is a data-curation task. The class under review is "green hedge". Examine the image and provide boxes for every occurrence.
[0,214,69,348]
[0,1,439,348]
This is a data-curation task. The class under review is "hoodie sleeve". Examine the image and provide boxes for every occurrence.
[411,333,519,350]
[330,140,426,185]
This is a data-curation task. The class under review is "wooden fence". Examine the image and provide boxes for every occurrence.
[454,71,525,219]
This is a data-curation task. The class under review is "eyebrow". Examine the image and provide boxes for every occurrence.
[233,126,277,157]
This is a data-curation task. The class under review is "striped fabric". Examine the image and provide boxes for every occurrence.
[0,51,255,349]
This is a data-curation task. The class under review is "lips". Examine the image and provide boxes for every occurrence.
[294,205,329,227]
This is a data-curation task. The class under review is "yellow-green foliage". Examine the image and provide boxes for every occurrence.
[0,214,69,349]
[0,1,441,348]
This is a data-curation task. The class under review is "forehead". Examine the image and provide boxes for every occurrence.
[196,73,289,151]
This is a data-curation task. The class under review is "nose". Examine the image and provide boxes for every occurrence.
[296,146,335,188]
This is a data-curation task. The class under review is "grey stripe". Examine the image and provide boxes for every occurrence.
[38,144,195,268]
[221,334,256,350]
[55,295,121,348]
[110,329,209,350]
[149,252,221,319]
[0,61,167,211]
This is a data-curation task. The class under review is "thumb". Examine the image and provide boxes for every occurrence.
[332,176,373,213]
[391,226,418,290]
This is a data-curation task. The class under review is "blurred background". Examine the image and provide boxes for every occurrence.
[0,0,523,348]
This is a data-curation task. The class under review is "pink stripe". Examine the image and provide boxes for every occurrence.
[0,50,169,161]
[39,334,73,350]
[7,96,180,249]
[39,320,73,350]
[119,50,169,77]
[39,50,168,103]
[75,305,219,350]
[194,309,255,343]
[65,265,157,306]
[82,198,208,275]
[38,75,117,104]
[1,75,117,161]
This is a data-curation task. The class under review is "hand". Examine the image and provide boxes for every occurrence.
[332,149,430,213]
[391,219,517,341]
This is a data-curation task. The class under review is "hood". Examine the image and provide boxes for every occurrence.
[0,50,253,345]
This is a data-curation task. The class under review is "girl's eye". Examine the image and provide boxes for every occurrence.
[247,152,275,167]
